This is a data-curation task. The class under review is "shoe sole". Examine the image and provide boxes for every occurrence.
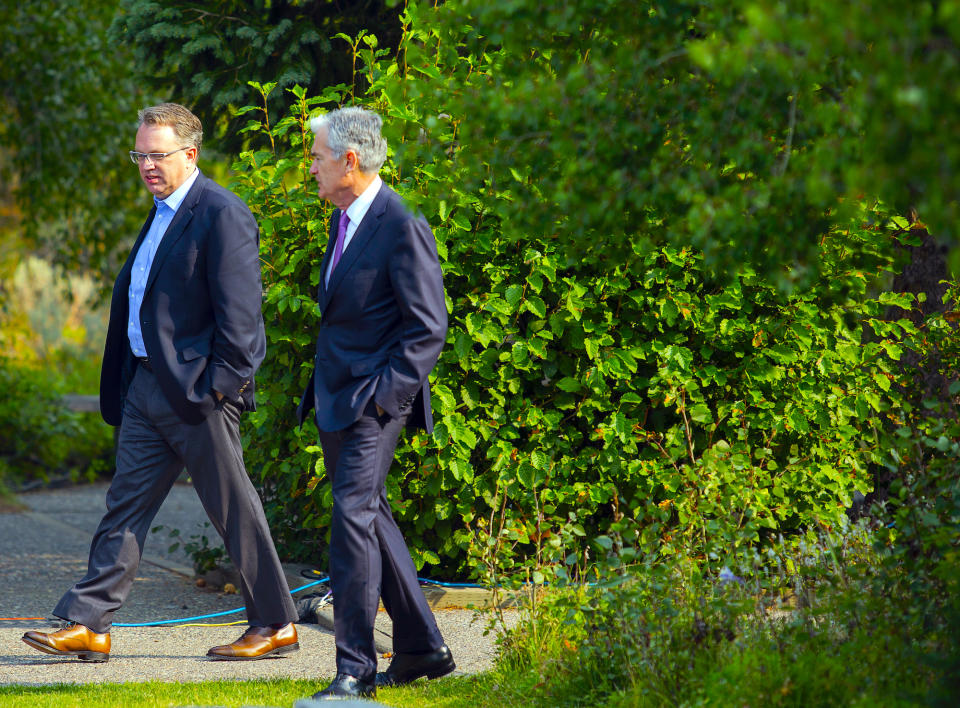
[21,637,108,663]
[426,660,457,680]
[206,642,300,661]
[381,659,457,686]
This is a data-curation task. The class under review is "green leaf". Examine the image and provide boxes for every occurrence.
[689,404,712,424]
[454,333,473,360]
[612,412,630,440]
[511,341,529,366]
[872,372,891,392]
[527,337,547,358]
[659,298,678,324]
[556,377,581,392]
[584,338,598,360]
[484,297,514,316]
[465,312,483,335]
[432,383,457,411]
[452,213,472,231]
[788,409,810,433]
[517,463,535,488]
[525,295,547,318]
[878,292,914,308]
[593,535,613,551]
[531,449,549,470]
[881,341,903,360]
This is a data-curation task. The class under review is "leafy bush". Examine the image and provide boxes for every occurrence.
[230,12,924,583]
[229,82,334,562]
[1,257,108,391]
[489,283,958,706]
[0,357,113,488]
[0,257,113,489]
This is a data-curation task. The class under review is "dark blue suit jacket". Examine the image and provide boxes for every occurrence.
[297,183,447,433]
[100,172,266,426]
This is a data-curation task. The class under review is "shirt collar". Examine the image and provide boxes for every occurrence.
[344,175,382,225]
[156,168,200,213]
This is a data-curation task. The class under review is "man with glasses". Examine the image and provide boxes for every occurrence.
[22,102,299,662]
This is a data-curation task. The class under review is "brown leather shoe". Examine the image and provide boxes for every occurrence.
[206,622,299,660]
[22,623,110,662]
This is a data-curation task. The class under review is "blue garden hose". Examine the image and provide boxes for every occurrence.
[112,575,485,627]
[113,578,330,627]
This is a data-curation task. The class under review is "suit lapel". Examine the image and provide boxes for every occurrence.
[322,184,390,308]
[143,173,206,296]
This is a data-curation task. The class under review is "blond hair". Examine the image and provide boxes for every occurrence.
[138,103,203,152]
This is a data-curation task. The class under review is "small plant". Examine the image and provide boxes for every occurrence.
[153,523,227,575]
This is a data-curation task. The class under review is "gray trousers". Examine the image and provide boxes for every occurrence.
[54,365,297,633]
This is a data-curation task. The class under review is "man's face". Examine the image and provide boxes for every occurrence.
[134,123,196,200]
[309,128,350,207]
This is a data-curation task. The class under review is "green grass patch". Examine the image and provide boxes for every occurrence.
[0,676,500,708]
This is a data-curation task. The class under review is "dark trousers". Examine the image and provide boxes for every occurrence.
[54,365,297,633]
[319,402,444,681]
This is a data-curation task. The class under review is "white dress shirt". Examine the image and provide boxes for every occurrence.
[324,175,382,287]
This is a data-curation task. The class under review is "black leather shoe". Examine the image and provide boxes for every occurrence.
[309,673,376,700]
[376,644,456,687]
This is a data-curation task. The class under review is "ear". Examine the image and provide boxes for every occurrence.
[344,150,359,172]
[186,145,199,164]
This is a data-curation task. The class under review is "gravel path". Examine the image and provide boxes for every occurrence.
[0,482,511,693]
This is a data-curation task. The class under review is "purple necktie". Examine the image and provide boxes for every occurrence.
[330,211,350,272]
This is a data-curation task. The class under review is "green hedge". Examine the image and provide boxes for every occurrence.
[232,18,917,581]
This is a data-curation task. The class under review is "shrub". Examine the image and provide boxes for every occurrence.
[489,287,957,706]
[231,15,920,584]
[0,257,113,489]
[492,525,951,707]
[0,357,113,488]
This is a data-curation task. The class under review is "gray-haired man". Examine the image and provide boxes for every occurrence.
[295,107,455,701]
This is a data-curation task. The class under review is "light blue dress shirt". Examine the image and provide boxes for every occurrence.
[127,169,200,357]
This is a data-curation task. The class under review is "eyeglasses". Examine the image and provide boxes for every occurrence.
[128,147,190,164]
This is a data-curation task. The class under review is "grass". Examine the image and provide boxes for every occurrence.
[0,676,502,708]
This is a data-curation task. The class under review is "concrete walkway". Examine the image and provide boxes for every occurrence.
[0,482,511,690]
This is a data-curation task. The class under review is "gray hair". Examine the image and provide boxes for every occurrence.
[310,107,387,174]
[138,103,203,153]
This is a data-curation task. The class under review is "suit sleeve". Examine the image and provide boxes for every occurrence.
[376,214,448,418]
[205,203,266,400]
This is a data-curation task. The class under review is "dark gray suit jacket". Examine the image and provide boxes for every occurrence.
[297,183,447,433]
[100,172,265,426]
